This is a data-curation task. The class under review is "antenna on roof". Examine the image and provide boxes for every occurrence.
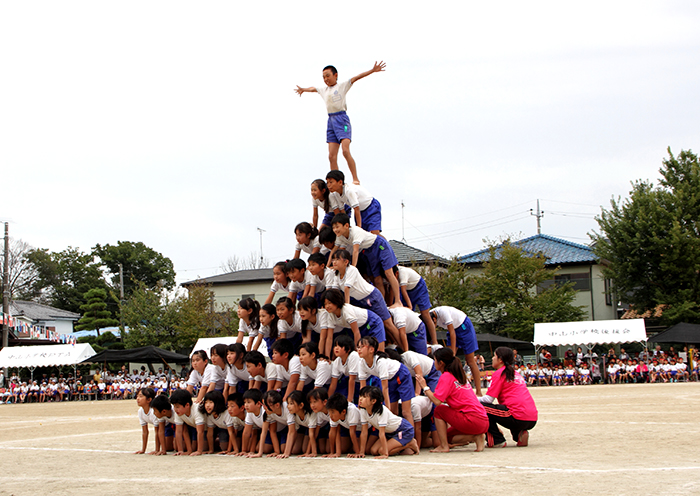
[257,227,266,268]
[401,200,406,243]
[530,199,544,235]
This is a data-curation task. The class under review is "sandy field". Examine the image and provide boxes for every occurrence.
[1,382,699,496]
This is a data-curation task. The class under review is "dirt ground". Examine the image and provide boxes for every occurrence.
[1,382,699,496]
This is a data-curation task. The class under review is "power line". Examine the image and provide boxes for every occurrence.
[383,199,535,232]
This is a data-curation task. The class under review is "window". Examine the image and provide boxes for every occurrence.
[554,273,591,291]
[604,278,613,305]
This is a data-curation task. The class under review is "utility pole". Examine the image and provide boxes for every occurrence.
[118,263,125,340]
[257,227,266,268]
[2,222,9,349]
[530,199,544,234]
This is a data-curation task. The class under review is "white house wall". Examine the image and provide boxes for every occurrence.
[211,280,277,308]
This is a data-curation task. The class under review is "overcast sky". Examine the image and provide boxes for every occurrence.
[2,1,699,285]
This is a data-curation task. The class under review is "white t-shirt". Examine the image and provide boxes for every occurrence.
[187,369,203,388]
[432,306,467,329]
[360,406,403,433]
[330,402,362,429]
[401,350,434,377]
[201,363,227,390]
[252,362,279,384]
[270,280,292,295]
[245,406,266,429]
[358,356,401,382]
[410,395,433,422]
[173,404,206,427]
[266,402,296,427]
[240,319,259,338]
[300,360,332,387]
[294,411,319,429]
[335,226,376,250]
[315,79,353,114]
[295,238,321,255]
[278,312,303,339]
[226,364,252,387]
[207,410,245,431]
[138,406,158,426]
[397,266,422,290]
[389,307,423,335]
[330,183,373,211]
[312,194,342,214]
[276,356,302,387]
[326,304,370,330]
[335,265,375,300]
[332,351,361,379]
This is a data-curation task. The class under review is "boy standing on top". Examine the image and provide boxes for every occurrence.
[295,61,386,185]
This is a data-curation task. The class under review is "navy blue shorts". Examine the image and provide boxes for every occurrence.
[355,308,386,343]
[446,317,479,355]
[421,413,436,433]
[163,422,175,438]
[213,426,229,443]
[326,111,351,144]
[363,237,397,277]
[386,418,414,446]
[317,423,331,440]
[322,204,352,227]
[265,425,289,446]
[406,322,428,355]
[406,279,432,312]
[388,364,415,403]
[352,288,391,322]
[236,381,249,394]
[424,364,441,391]
[357,198,382,233]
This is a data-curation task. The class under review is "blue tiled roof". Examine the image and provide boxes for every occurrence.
[458,234,597,266]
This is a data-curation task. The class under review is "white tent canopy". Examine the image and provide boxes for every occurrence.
[533,319,647,347]
[190,336,267,358]
[0,343,97,368]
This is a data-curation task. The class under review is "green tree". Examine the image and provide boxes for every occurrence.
[25,247,109,314]
[93,241,176,297]
[121,283,236,352]
[425,239,585,341]
[76,288,119,336]
[422,258,472,310]
[468,240,585,340]
[592,148,700,324]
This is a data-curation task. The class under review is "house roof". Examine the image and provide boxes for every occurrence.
[183,242,446,287]
[182,268,274,287]
[388,240,448,266]
[10,301,80,322]
[458,234,597,266]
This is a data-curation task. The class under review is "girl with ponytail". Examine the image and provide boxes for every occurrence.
[479,347,538,448]
[416,347,488,453]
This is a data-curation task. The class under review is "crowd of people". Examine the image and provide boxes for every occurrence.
[513,346,698,387]
[0,366,183,404]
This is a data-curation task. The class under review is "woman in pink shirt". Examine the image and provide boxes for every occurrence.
[416,347,488,452]
[479,346,538,447]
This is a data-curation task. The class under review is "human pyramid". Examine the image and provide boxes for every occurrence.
[135,62,538,458]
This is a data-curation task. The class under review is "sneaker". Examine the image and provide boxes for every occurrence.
[491,442,507,448]
[517,430,529,447]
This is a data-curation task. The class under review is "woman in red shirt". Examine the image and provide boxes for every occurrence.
[416,347,488,452]
[479,346,538,447]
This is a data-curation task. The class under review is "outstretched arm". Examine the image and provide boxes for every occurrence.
[350,61,386,85]
[295,86,317,96]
